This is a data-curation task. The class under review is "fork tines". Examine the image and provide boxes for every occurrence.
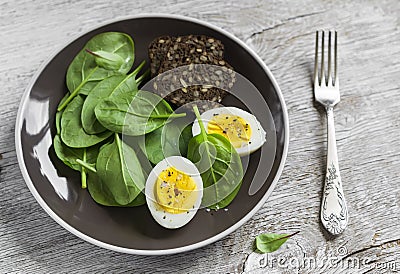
[314,30,338,87]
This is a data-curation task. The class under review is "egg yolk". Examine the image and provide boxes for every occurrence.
[154,166,198,214]
[207,114,252,148]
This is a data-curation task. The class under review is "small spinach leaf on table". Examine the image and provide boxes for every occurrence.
[96,133,145,205]
[187,106,243,209]
[61,95,112,148]
[95,90,186,136]
[255,232,299,253]
[81,61,145,134]
[58,32,134,111]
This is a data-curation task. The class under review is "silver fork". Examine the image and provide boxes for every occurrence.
[314,30,348,235]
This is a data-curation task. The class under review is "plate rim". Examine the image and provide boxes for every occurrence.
[15,13,289,256]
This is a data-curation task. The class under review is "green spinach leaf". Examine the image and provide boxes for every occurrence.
[61,95,112,148]
[123,135,154,178]
[54,135,82,171]
[76,159,97,173]
[55,93,69,135]
[187,106,243,209]
[255,232,299,253]
[144,120,193,165]
[95,90,186,136]
[53,134,100,188]
[179,124,193,156]
[58,32,134,111]
[96,133,145,205]
[87,172,146,207]
[55,111,63,135]
[81,61,145,134]
[85,49,125,71]
[53,135,99,171]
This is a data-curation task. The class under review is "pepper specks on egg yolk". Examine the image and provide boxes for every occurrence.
[155,166,198,214]
[207,114,252,148]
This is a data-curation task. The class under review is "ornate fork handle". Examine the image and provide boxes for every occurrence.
[320,106,348,235]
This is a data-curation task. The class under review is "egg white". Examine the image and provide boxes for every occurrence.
[192,107,266,156]
[145,156,203,229]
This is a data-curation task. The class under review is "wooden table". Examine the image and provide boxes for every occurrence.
[1,0,399,273]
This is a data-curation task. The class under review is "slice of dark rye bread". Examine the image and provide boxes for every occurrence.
[157,35,225,73]
[148,35,226,76]
[148,36,174,76]
[148,35,236,110]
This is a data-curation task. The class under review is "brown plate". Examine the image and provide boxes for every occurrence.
[15,14,288,255]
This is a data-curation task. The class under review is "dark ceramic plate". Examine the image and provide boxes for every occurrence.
[15,14,288,255]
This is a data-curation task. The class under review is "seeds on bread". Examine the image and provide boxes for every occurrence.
[148,35,236,110]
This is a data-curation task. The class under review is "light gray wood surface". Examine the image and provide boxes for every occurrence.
[1,0,399,273]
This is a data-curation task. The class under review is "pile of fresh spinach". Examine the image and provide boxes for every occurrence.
[54,32,185,207]
[54,32,245,210]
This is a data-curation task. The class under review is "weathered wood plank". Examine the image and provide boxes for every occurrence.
[0,0,399,273]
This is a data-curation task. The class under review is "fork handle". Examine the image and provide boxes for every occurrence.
[320,106,348,235]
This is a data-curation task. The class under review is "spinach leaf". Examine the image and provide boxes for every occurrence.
[54,135,99,171]
[96,133,145,205]
[123,135,154,178]
[58,32,134,111]
[55,111,63,135]
[85,49,125,71]
[61,95,112,148]
[81,61,145,134]
[87,172,146,207]
[53,134,100,188]
[255,232,299,253]
[95,90,186,136]
[80,148,88,188]
[126,192,146,206]
[55,93,69,135]
[76,159,97,173]
[144,121,193,165]
[54,135,82,171]
[179,124,193,156]
[187,106,243,209]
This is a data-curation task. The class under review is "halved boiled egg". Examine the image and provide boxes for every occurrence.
[192,107,266,156]
[145,156,203,229]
